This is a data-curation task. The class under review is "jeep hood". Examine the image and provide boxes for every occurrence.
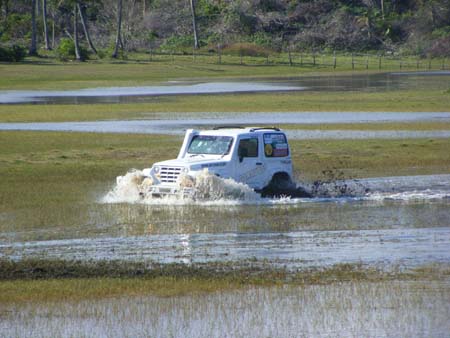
[154,157,228,168]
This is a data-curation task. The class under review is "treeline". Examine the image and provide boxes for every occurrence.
[1,0,449,61]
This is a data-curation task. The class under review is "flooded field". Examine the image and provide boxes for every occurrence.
[1,173,450,270]
[0,71,449,104]
[1,70,449,337]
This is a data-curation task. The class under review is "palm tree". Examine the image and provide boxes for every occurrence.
[29,0,38,55]
[112,0,123,58]
[78,2,97,54]
[189,0,199,49]
[42,0,51,50]
[73,2,81,60]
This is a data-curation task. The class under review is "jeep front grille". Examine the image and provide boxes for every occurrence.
[159,166,183,183]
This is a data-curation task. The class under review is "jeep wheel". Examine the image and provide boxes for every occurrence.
[261,173,312,198]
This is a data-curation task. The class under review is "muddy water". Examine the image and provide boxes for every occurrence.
[1,173,449,270]
[1,71,449,104]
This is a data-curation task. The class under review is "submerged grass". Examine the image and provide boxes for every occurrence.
[3,278,449,338]
[0,89,449,122]
[1,258,448,303]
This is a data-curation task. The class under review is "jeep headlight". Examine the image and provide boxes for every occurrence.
[182,167,189,174]
[153,166,160,174]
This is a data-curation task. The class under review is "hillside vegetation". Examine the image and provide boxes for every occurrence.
[1,0,450,61]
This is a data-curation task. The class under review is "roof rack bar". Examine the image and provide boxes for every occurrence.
[213,125,245,130]
[250,127,281,132]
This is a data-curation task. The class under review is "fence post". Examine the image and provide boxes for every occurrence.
[300,53,303,66]
[266,54,269,65]
[366,54,369,70]
[378,54,381,70]
[428,58,432,70]
[416,58,420,69]
[240,48,243,65]
[442,58,446,70]
[288,48,292,66]
[313,52,316,66]
[351,53,354,70]
[333,51,336,69]
[399,59,402,70]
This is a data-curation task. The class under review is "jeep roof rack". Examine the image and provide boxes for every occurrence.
[213,125,245,130]
[249,127,281,132]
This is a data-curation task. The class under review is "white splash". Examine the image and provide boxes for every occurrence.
[102,171,450,206]
[102,169,260,205]
[102,169,146,204]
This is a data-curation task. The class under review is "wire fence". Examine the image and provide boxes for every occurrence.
[144,49,449,71]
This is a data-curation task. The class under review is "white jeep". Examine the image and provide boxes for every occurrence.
[137,126,303,198]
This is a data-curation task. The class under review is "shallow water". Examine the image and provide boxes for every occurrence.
[1,174,450,270]
[0,82,301,104]
[1,111,450,138]
[1,71,449,104]
[3,281,449,338]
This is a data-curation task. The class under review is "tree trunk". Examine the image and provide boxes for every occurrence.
[380,0,384,20]
[112,0,123,58]
[74,3,81,61]
[1,0,10,20]
[29,0,38,55]
[42,0,51,50]
[189,0,199,49]
[52,14,55,48]
[142,0,145,17]
[78,3,97,54]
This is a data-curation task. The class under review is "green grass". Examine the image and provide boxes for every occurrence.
[1,258,448,303]
[0,131,181,211]
[280,122,450,130]
[1,52,447,90]
[293,138,450,180]
[0,59,357,90]
[1,131,449,212]
[0,89,449,123]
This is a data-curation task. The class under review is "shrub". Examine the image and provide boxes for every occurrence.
[159,35,195,53]
[56,38,88,61]
[0,44,27,62]
[427,36,450,57]
[222,42,272,57]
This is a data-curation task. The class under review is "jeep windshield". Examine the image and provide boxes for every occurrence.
[187,135,233,155]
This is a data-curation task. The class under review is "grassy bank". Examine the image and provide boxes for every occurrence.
[0,59,369,90]
[1,53,444,90]
[0,89,449,123]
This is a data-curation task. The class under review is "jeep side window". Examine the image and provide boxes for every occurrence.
[263,133,289,157]
[238,138,258,159]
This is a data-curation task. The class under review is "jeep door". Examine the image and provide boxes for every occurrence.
[234,136,266,189]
